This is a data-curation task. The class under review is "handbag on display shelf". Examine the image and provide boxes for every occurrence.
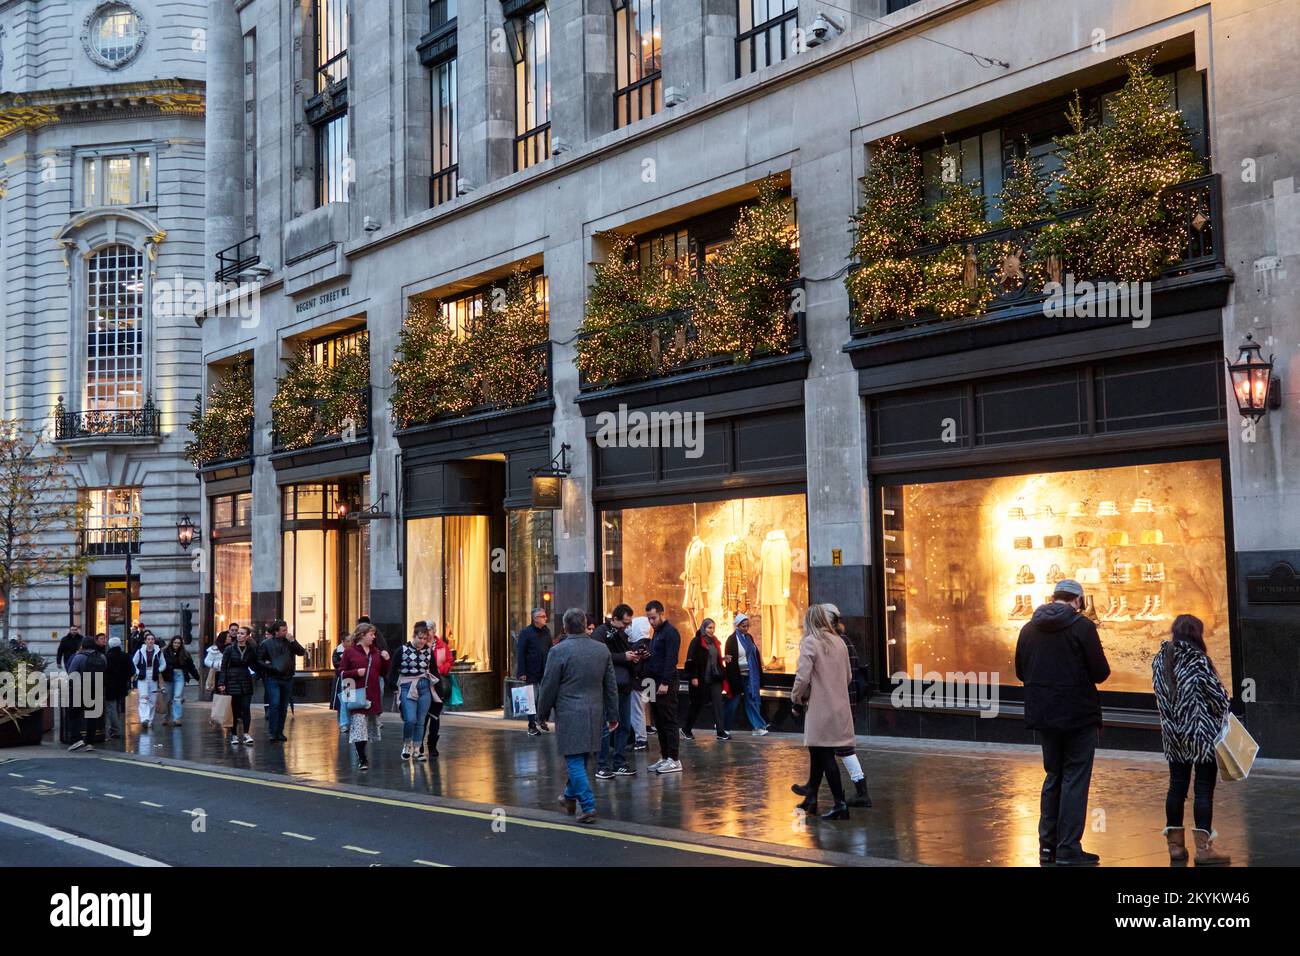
[1096,500,1120,517]
[1215,713,1259,781]
[1130,497,1155,514]
[1106,531,1130,546]
[1141,555,1166,583]
[1016,564,1036,584]
[1109,561,1132,584]
[1047,564,1065,585]
[1042,534,1064,549]
[1013,537,1033,550]
[1073,531,1092,548]
[1140,529,1164,545]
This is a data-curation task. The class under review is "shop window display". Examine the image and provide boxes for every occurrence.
[601,494,808,672]
[406,515,491,671]
[882,459,1231,695]
[507,509,555,675]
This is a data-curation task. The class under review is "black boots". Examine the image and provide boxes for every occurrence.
[847,778,872,808]
[791,782,811,797]
[821,801,850,820]
[796,795,818,814]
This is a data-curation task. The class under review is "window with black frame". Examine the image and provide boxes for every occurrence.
[315,0,348,91]
[508,4,551,171]
[312,0,350,206]
[613,0,661,128]
[736,0,798,78]
[428,0,459,205]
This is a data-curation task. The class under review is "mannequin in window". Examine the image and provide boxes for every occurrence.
[680,535,711,632]
[759,529,791,667]
[721,535,754,621]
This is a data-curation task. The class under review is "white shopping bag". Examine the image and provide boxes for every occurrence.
[511,683,537,717]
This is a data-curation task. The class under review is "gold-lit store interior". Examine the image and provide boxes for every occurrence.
[601,493,809,672]
[882,459,1232,694]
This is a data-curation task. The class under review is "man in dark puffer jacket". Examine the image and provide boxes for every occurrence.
[1016,579,1110,866]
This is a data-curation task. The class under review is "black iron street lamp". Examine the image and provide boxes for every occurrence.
[1225,334,1281,421]
[176,515,196,551]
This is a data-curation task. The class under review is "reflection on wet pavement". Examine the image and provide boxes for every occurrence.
[109,702,1300,865]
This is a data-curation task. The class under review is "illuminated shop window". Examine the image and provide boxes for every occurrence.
[600,493,809,674]
[881,459,1232,695]
[406,515,491,672]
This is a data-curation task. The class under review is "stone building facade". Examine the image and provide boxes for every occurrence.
[197,0,1300,753]
[0,0,206,654]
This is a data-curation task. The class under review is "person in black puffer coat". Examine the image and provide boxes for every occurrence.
[103,636,133,739]
[1015,579,1110,866]
[218,631,261,745]
[1152,614,1232,866]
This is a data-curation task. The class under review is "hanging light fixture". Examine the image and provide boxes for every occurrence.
[175,515,195,551]
[1225,334,1281,421]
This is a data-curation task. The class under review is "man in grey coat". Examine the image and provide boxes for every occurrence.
[537,607,619,824]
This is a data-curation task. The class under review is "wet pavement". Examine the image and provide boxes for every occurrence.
[45,699,1300,866]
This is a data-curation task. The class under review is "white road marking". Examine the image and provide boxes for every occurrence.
[413,858,449,867]
[0,811,169,867]
[140,800,164,808]
[6,773,24,778]
[228,819,258,828]
[282,831,316,841]
[343,844,380,856]
[37,779,56,784]
[70,786,89,792]
[103,793,123,799]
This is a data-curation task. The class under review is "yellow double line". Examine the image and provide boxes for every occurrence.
[103,757,824,866]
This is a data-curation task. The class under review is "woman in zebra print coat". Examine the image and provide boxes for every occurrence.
[1152,614,1231,865]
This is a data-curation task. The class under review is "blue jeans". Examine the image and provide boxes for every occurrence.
[598,690,633,770]
[399,678,433,743]
[169,673,186,721]
[726,690,767,731]
[264,676,292,738]
[564,753,595,814]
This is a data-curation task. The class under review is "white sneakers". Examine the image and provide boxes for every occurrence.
[654,758,683,774]
[752,727,770,736]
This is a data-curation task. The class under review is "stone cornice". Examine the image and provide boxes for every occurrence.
[0,78,205,142]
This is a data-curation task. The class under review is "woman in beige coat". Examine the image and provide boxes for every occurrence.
[790,604,855,820]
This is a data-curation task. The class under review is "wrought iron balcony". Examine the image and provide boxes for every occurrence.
[272,385,371,452]
[79,523,141,557]
[215,234,261,283]
[54,396,160,441]
[577,279,807,393]
[849,174,1225,337]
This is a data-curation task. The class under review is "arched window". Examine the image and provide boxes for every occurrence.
[86,244,146,411]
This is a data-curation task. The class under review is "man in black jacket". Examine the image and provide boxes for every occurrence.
[103,636,132,739]
[1015,579,1111,866]
[515,608,552,735]
[594,604,644,779]
[56,625,82,671]
[257,620,306,742]
[645,600,682,775]
[66,635,107,751]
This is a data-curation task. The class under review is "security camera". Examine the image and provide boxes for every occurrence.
[807,12,844,47]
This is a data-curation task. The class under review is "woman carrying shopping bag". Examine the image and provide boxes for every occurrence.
[1152,614,1232,865]
[339,623,390,771]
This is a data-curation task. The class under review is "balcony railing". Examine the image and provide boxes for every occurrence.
[272,385,371,452]
[79,524,141,557]
[577,279,806,392]
[431,165,458,207]
[215,234,261,283]
[54,396,160,440]
[849,174,1224,337]
[515,123,550,172]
